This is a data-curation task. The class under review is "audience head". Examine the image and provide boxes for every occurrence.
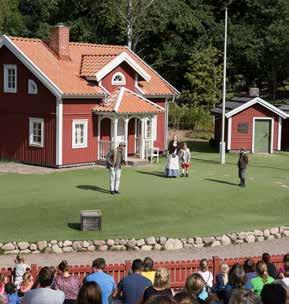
[283,254,289,271]
[199,259,209,272]
[144,295,175,304]
[15,253,25,264]
[22,271,33,287]
[132,259,144,273]
[76,281,102,304]
[4,283,16,295]
[262,253,271,264]
[0,273,6,285]
[38,267,54,288]
[229,288,261,304]
[261,283,287,304]
[244,259,255,273]
[58,260,69,273]
[185,273,205,296]
[174,292,193,304]
[92,258,106,271]
[143,257,154,272]
[255,261,268,278]
[228,264,247,288]
[220,263,230,274]
[153,268,170,289]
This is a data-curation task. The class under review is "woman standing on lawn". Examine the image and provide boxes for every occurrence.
[165,135,180,178]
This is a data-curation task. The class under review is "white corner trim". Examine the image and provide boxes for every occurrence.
[3,64,17,93]
[111,72,126,85]
[114,87,125,112]
[227,117,232,150]
[95,52,151,82]
[72,119,89,149]
[125,46,180,95]
[98,81,110,95]
[278,116,282,151]
[1,35,63,98]
[29,117,44,147]
[252,117,274,154]
[226,97,287,119]
[56,98,63,166]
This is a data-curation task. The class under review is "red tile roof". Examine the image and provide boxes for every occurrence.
[9,36,178,96]
[94,88,164,114]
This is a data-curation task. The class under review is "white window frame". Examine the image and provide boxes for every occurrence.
[72,119,88,149]
[28,79,38,95]
[29,118,44,147]
[4,64,17,93]
[145,116,157,140]
[111,72,126,86]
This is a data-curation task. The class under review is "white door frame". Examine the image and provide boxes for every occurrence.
[252,117,274,154]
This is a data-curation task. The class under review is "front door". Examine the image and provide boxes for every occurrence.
[254,119,271,153]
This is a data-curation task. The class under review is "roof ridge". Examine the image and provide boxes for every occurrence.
[69,41,126,49]
[9,36,43,43]
[82,53,119,57]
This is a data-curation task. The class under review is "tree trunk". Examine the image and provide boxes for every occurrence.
[127,0,133,49]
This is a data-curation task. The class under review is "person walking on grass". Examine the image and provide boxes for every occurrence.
[179,142,191,177]
[106,142,127,195]
[238,148,248,187]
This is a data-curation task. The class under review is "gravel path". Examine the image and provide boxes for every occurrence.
[1,238,289,268]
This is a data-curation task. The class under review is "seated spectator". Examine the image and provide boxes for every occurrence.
[243,259,256,290]
[85,258,115,304]
[278,254,289,279]
[214,263,229,299]
[262,253,278,279]
[0,273,6,295]
[142,257,156,284]
[281,270,289,287]
[144,295,175,304]
[197,259,213,289]
[19,272,34,296]
[4,283,20,304]
[174,292,193,304]
[223,264,247,304]
[76,281,102,304]
[54,260,81,304]
[116,259,151,304]
[251,261,274,296]
[183,273,208,303]
[261,282,287,304]
[14,254,30,289]
[23,266,65,304]
[143,268,173,302]
[228,289,260,304]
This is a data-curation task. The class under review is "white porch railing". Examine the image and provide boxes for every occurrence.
[99,140,112,160]
[145,139,152,160]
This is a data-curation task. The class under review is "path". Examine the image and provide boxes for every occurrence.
[1,238,289,267]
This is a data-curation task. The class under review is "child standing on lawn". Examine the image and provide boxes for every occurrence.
[179,142,191,177]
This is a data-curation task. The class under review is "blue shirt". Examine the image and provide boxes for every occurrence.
[86,271,116,304]
[6,293,20,304]
[118,273,152,304]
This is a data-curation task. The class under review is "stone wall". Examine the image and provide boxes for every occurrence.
[1,226,289,255]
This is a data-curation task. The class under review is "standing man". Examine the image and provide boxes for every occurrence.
[106,142,126,195]
[238,148,248,187]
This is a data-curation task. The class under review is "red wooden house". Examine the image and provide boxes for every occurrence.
[212,96,289,153]
[0,25,179,167]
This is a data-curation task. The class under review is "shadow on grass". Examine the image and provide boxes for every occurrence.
[68,223,81,231]
[191,157,219,164]
[77,185,110,193]
[136,171,166,178]
[204,178,238,187]
[185,140,218,153]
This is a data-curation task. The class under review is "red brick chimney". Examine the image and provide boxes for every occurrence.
[49,24,70,60]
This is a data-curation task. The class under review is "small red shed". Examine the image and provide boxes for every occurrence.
[212,97,288,153]
[0,25,179,167]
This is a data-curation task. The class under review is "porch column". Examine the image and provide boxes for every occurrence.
[97,115,101,159]
[124,117,129,161]
[140,117,146,160]
[112,117,118,148]
[149,116,154,150]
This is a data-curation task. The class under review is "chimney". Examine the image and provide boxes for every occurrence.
[49,23,70,60]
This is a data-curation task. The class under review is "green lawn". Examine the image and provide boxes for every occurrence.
[1,140,289,242]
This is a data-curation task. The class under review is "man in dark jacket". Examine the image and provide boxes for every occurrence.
[106,142,126,195]
[238,148,248,187]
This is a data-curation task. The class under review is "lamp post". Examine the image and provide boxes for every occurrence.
[220,4,228,164]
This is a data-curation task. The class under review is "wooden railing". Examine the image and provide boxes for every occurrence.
[1,255,285,289]
[99,140,112,160]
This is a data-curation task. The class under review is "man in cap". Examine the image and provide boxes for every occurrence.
[238,148,248,187]
[106,142,127,195]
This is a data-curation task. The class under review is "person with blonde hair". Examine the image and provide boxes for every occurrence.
[0,273,6,295]
[143,268,173,302]
[250,261,274,296]
[215,263,229,300]
[14,254,30,289]
[184,273,208,303]
[19,272,34,295]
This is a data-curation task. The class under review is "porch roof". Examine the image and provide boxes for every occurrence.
[93,87,164,114]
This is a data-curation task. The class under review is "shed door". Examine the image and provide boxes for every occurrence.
[254,119,271,153]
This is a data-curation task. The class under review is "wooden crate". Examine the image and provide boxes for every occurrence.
[80,210,102,231]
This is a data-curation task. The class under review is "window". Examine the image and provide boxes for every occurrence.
[145,116,157,140]
[238,123,249,133]
[111,72,126,86]
[4,65,17,93]
[28,79,38,94]
[72,120,88,148]
[145,119,151,139]
[29,118,44,147]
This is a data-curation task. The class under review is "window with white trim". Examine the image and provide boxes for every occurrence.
[112,72,126,86]
[28,79,38,95]
[29,118,44,147]
[145,116,157,140]
[72,120,88,148]
[4,64,17,93]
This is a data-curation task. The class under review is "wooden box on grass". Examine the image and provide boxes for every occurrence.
[80,210,102,231]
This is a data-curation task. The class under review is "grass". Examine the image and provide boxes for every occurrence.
[1,140,289,242]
